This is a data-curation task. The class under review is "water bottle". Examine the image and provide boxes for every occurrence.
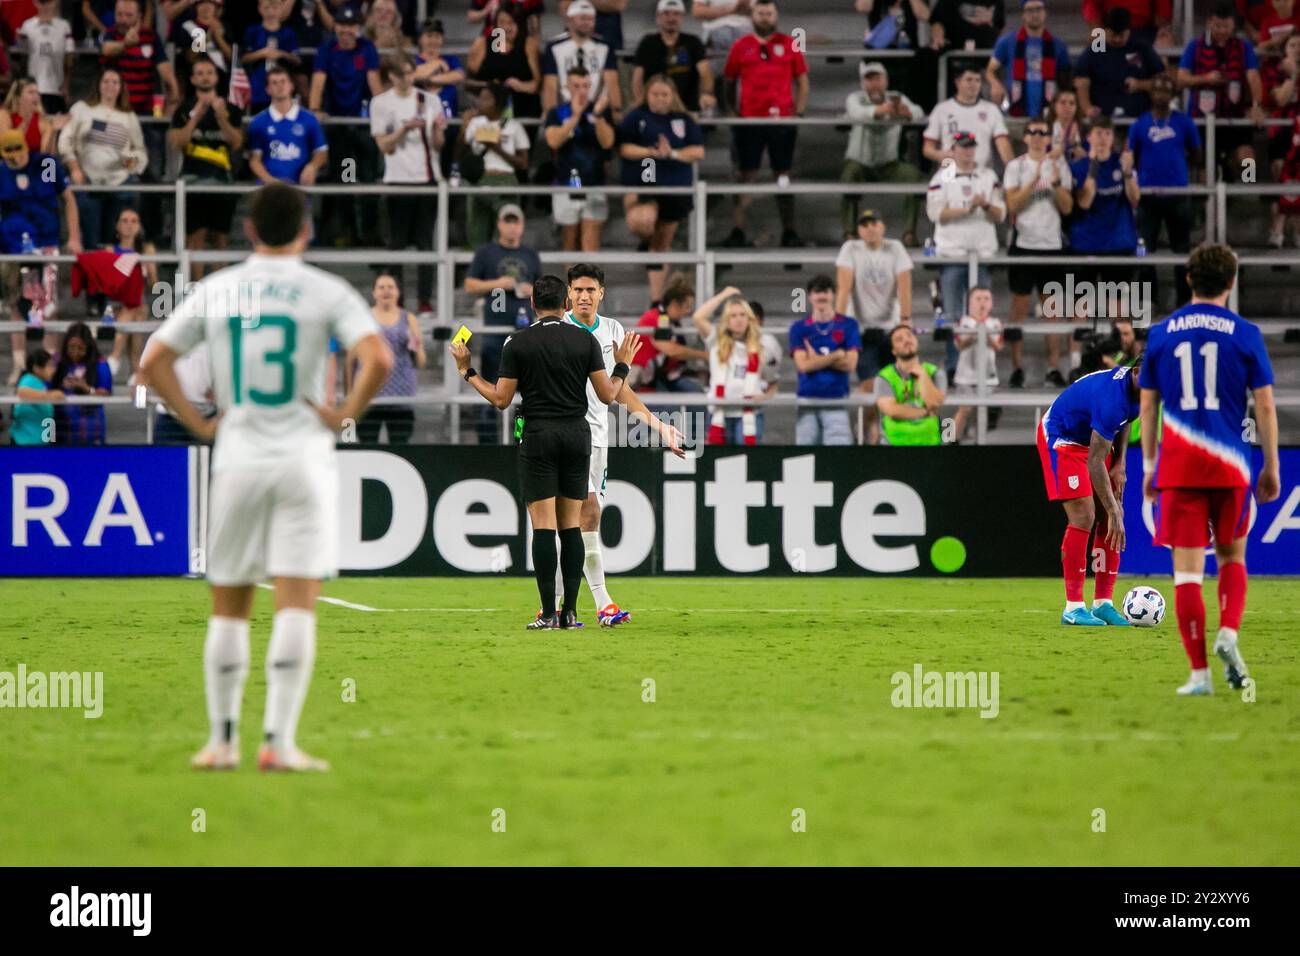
[102,304,115,326]
[568,168,582,189]
[21,231,36,255]
[515,306,529,329]
[1135,238,1147,259]
[923,237,936,258]
[449,162,461,188]
[28,305,42,330]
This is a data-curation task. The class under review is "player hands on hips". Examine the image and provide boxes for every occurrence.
[1037,363,1143,627]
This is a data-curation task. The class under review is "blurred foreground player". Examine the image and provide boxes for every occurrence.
[1140,244,1280,696]
[1037,362,1142,626]
[452,274,640,628]
[141,184,393,771]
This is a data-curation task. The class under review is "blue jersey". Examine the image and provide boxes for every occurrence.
[313,36,379,117]
[0,153,69,252]
[1043,366,1139,448]
[1068,153,1137,252]
[1139,302,1273,488]
[246,105,327,183]
[787,315,861,399]
[1127,110,1200,188]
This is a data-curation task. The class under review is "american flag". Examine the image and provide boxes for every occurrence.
[87,118,130,150]
[229,44,252,110]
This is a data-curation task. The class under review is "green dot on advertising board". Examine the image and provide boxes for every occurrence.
[930,536,966,573]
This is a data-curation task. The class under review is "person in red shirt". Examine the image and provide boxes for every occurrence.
[721,0,808,249]
[1083,0,1174,46]
[1255,0,1300,55]
[629,283,708,392]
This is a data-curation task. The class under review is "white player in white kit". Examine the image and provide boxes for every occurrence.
[557,264,685,626]
[140,184,392,773]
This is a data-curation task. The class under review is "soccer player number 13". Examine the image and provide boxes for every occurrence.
[1173,340,1220,411]
[228,315,298,405]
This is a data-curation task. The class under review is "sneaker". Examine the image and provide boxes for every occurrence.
[1061,606,1106,626]
[1045,369,1067,388]
[528,611,559,630]
[257,745,330,772]
[1212,629,1249,690]
[1009,367,1025,389]
[191,741,239,770]
[1268,230,1285,249]
[598,604,631,627]
[780,229,805,248]
[1091,601,1130,626]
[1175,674,1213,696]
[720,227,751,248]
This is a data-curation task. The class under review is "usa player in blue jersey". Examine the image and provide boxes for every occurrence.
[1139,244,1280,696]
[1037,363,1141,626]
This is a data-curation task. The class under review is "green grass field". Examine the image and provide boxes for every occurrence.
[1,576,1297,866]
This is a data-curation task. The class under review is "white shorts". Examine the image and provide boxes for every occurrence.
[553,191,609,226]
[588,444,608,501]
[205,458,339,586]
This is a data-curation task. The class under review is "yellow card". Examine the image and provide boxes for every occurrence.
[452,325,473,347]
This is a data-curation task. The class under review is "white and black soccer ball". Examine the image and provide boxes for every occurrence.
[1122,587,1166,627]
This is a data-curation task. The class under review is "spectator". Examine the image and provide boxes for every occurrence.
[835,209,912,444]
[413,19,464,121]
[923,67,1013,170]
[1003,117,1072,388]
[246,64,328,185]
[19,0,73,115]
[631,281,708,392]
[544,64,614,252]
[370,55,444,314]
[541,0,621,117]
[464,202,540,391]
[857,1,938,110]
[1,78,56,154]
[987,0,1071,121]
[241,0,302,116]
[873,323,947,445]
[559,0,625,54]
[101,206,156,380]
[366,0,411,55]
[12,347,61,445]
[693,0,751,62]
[346,273,424,443]
[932,0,1003,79]
[309,4,383,247]
[1083,0,1174,47]
[841,60,924,243]
[83,0,128,36]
[925,130,1003,346]
[51,321,112,445]
[1255,0,1300,55]
[171,0,233,96]
[1128,72,1198,307]
[789,273,860,446]
[1073,7,1165,120]
[1070,116,1140,326]
[696,293,780,444]
[721,0,809,249]
[617,74,703,303]
[467,0,542,38]
[168,55,243,279]
[1047,86,1085,163]
[466,5,541,119]
[632,0,715,114]
[460,83,529,248]
[148,338,213,444]
[1177,2,1266,180]
[283,0,330,50]
[1102,316,1143,368]
[1266,33,1300,244]
[951,285,1003,442]
[60,68,147,249]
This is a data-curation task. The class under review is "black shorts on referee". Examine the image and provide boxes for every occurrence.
[518,416,592,504]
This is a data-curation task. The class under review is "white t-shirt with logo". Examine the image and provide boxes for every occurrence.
[544,34,615,104]
[923,97,1008,170]
[954,314,1004,387]
[465,114,530,175]
[20,17,74,96]
[1002,153,1072,250]
[369,87,444,183]
[834,237,913,328]
[926,166,1003,257]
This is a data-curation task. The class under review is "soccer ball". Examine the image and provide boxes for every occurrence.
[1122,587,1166,627]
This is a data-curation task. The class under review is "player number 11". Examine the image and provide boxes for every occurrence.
[1173,340,1219,412]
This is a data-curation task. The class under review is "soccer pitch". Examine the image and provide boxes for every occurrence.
[2,576,1296,866]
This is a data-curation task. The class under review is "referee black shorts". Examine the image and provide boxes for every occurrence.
[518,417,591,504]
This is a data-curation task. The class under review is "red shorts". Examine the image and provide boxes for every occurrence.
[1037,419,1112,501]
[1154,486,1251,549]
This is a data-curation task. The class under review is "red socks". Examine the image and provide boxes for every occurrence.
[1062,524,1089,602]
[1175,579,1208,669]
[1091,514,1119,602]
[1218,560,1247,632]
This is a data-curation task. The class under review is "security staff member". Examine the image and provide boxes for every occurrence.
[451,274,641,629]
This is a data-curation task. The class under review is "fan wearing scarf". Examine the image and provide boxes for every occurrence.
[699,291,779,445]
[987,1,1072,119]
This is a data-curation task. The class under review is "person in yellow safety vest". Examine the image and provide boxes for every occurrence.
[872,323,948,445]
[1102,318,1153,442]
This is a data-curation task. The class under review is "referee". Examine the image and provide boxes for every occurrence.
[452,274,641,629]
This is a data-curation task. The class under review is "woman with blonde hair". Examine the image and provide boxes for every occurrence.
[0,78,58,154]
[691,285,780,445]
[367,0,413,57]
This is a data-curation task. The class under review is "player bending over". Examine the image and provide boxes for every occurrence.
[1037,361,1141,625]
[140,184,392,771]
[1139,244,1279,696]
[559,262,686,627]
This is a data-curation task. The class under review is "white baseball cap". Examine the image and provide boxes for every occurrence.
[657,0,687,12]
[567,0,597,16]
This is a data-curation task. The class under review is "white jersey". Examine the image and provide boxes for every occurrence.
[926,166,1003,257]
[20,16,74,96]
[564,310,625,448]
[923,97,1008,170]
[544,33,615,103]
[154,254,379,472]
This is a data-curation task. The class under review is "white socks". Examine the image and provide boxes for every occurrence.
[583,531,612,610]
[263,608,317,755]
[204,616,250,748]
[1065,600,1085,612]
[1092,598,1113,608]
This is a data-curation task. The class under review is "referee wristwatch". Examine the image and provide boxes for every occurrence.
[463,366,478,381]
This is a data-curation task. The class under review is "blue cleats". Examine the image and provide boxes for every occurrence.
[1091,602,1130,626]
[1061,606,1106,626]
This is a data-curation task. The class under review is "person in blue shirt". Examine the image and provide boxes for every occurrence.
[987,0,1073,120]
[788,274,861,446]
[1127,74,1200,309]
[242,0,303,115]
[12,348,63,446]
[50,322,113,445]
[1069,116,1140,316]
[246,66,328,185]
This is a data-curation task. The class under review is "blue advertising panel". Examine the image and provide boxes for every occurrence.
[1121,446,1300,576]
[1,447,192,576]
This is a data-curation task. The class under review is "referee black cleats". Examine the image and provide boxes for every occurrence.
[527,610,586,630]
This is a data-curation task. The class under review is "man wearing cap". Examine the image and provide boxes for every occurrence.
[841,60,924,243]
[926,128,1003,370]
[1073,7,1166,120]
[542,0,622,119]
[559,0,626,54]
[987,1,1072,120]
[632,0,716,114]
[923,66,1012,171]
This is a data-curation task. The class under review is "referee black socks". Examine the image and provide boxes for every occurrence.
[533,529,559,618]
[558,527,584,617]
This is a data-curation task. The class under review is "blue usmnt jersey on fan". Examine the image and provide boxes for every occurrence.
[1043,366,1139,447]
[1139,302,1273,488]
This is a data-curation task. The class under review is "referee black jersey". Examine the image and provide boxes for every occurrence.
[498,316,605,421]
